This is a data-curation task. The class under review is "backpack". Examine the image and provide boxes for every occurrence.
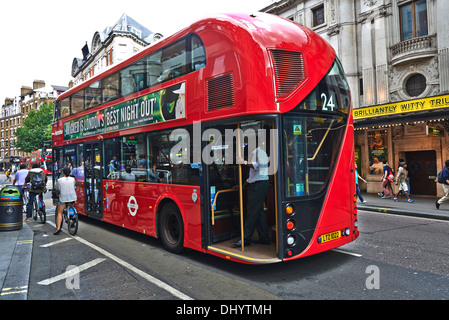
[31,173,45,190]
[437,168,447,184]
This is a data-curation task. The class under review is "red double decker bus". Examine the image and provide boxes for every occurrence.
[30,149,52,174]
[52,13,358,264]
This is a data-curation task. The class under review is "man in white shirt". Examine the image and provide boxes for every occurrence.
[13,164,29,195]
[233,147,271,247]
[54,167,76,235]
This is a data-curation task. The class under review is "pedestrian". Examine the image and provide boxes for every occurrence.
[12,164,28,195]
[436,160,449,209]
[23,163,47,222]
[4,167,11,182]
[232,147,271,247]
[393,162,413,203]
[355,163,367,203]
[381,158,394,199]
[54,167,77,235]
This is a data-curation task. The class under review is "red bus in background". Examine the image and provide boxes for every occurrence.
[52,13,358,264]
[30,149,52,174]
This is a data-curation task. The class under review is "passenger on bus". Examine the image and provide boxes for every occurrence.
[233,147,271,247]
[149,163,163,183]
[121,165,136,181]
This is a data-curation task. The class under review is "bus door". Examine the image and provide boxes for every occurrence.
[84,142,103,219]
[205,119,278,251]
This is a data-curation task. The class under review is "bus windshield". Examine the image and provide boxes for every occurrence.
[283,58,350,198]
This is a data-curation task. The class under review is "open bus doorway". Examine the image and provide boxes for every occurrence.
[205,118,279,263]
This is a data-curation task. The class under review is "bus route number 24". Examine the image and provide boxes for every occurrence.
[321,93,336,112]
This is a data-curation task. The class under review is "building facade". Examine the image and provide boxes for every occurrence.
[71,13,163,87]
[0,80,67,169]
[261,0,449,196]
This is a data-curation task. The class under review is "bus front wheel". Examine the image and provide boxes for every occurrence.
[159,203,184,254]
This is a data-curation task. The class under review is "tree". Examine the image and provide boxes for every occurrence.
[14,101,53,153]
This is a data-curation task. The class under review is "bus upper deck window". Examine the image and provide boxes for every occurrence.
[157,39,187,83]
[85,81,102,109]
[61,97,70,118]
[103,73,121,103]
[54,100,61,121]
[191,35,206,70]
[71,89,85,115]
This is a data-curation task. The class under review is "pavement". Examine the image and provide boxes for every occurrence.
[0,184,448,299]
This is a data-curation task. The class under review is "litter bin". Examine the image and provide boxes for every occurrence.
[0,186,23,231]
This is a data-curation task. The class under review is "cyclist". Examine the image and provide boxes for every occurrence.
[13,163,29,195]
[23,163,47,222]
[54,167,76,235]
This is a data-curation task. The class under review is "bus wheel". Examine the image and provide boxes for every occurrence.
[159,203,184,254]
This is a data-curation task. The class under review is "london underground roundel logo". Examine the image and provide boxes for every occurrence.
[127,196,139,216]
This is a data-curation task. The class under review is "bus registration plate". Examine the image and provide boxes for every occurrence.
[320,230,341,243]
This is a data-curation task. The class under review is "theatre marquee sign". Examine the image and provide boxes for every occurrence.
[353,94,449,120]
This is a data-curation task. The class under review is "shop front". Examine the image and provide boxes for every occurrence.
[354,94,449,197]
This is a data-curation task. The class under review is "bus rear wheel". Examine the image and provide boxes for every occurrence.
[159,203,184,254]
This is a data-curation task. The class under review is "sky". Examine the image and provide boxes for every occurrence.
[0,0,274,105]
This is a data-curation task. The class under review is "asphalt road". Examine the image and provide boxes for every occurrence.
[25,209,449,301]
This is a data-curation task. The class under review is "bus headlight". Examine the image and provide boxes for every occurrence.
[286,234,296,246]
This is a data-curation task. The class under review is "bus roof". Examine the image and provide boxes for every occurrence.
[57,12,335,108]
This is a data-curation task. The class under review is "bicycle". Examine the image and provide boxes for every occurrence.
[56,202,78,235]
[25,187,46,224]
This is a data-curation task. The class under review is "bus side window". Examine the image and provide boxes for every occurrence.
[71,89,85,115]
[191,35,206,71]
[85,81,102,109]
[103,73,121,103]
[148,51,162,86]
[156,39,187,84]
[121,60,149,97]
[54,100,61,121]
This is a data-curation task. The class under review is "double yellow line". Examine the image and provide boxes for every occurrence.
[1,286,27,296]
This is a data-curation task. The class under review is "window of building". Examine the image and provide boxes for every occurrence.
[400,0,428,41]
[129,26,142,38]
[106,49,113,66]
[312,4,325,27]
[405,73,426,97]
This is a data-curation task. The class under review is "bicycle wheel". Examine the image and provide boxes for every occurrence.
[32,199,38,221]
[22,191,28,214]
[39,201,46,224]
[67,208,78,235]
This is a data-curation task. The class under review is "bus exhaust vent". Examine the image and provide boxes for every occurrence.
[270,49,306,99]
[207,73,235,111]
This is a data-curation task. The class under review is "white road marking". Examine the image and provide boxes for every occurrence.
[40,237,72,248]
[46,220,193,300]
[38,258,106,285]
[332,249,362,257]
